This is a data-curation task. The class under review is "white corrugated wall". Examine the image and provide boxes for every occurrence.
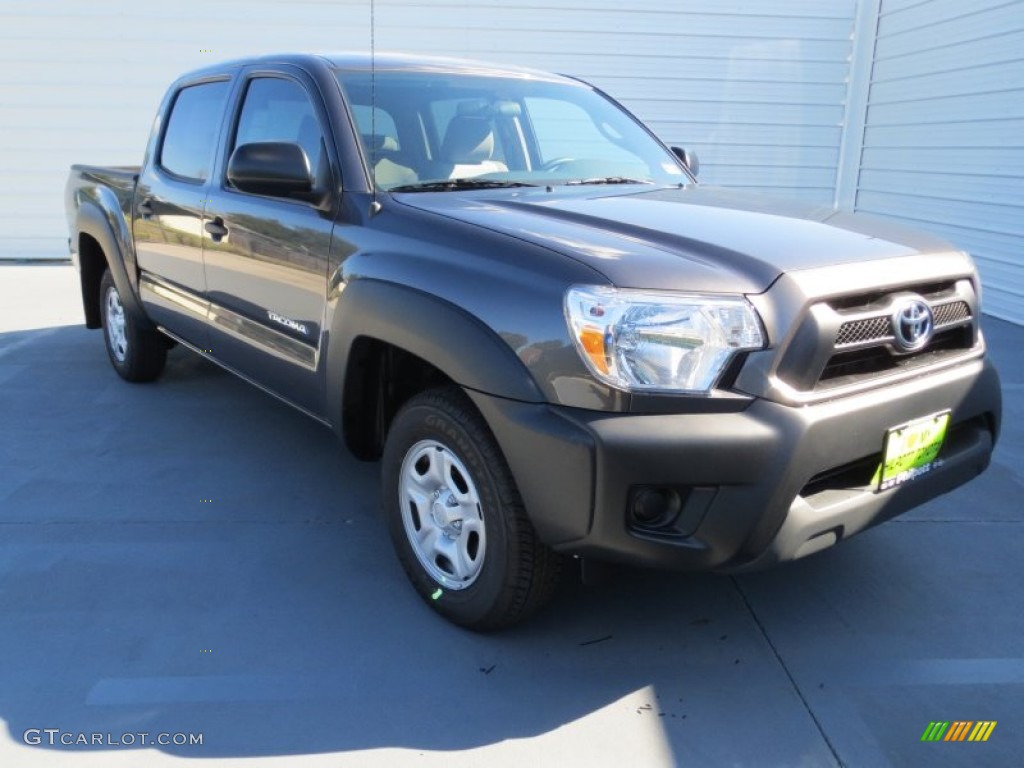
[0,0,855,262]
[851,0,1024,324]
[0,1,370,261]
[374,0,856,203]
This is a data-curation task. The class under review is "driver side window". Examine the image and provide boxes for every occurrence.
[232,77,325,192]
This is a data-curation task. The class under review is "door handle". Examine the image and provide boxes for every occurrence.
[204,217,228,241]
[137,198,154,217]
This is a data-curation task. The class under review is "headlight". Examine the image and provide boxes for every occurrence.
[564,285,765,393]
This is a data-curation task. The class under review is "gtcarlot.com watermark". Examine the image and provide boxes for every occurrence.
[23,729,203,747]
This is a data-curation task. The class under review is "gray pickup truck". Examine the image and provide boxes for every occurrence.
[66,53,1000,629]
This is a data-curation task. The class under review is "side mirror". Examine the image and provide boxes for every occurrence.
[671,146,699,177]
[227,142,313,199]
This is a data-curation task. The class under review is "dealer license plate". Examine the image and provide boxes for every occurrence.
[876,411,951,492]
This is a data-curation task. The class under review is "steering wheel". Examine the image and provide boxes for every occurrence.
[539,157,576,172]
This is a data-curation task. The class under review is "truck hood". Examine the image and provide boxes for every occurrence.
[394,185,956,294]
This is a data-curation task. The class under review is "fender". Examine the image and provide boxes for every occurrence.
[76,199,153,329]
[323,278,545,431]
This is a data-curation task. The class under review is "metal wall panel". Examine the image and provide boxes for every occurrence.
[375,1,857,203]
[854,0,1024,324]
[0,0,855,260]
[0,0,372,260]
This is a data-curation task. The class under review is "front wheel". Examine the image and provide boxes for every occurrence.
[100,269,167,382]
[381,386,561,630]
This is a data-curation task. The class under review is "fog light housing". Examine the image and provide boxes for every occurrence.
[629,486,683,529]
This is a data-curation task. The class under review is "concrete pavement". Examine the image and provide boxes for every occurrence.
[1,264,1021,767]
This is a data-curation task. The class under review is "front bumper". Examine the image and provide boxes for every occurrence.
[469,356,1000,571]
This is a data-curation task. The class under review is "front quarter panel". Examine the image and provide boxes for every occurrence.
[323,194,628,417]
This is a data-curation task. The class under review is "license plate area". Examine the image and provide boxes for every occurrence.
[876,411,951,492]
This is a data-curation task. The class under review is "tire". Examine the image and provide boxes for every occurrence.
[382,386,561,630]
[99,269,167,382]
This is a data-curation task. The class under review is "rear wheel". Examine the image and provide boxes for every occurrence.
[100,269,166,382]
[381,386,561,630]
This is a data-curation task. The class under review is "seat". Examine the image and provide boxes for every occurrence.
[361,133,417,188]
[438,115,507,179]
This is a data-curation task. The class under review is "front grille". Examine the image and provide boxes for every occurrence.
[819,326,974,388]
[835,316,891,346]
[770,278,980,396]
[834,300,972,349]
[933,301,971,326]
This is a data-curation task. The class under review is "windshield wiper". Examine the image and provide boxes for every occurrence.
[389,179,539,193]
[565,177,653,186]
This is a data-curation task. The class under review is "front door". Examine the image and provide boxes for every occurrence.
[201,70,336,416]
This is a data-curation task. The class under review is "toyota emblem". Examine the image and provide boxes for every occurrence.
[891,296,934,352]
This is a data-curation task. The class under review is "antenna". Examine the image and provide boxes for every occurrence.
[369,0,381,214]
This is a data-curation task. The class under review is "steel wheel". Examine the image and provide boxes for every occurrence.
[98,269,167,382]
[382,386,562,629]
[399,439,487,589]
[104,283,128,363]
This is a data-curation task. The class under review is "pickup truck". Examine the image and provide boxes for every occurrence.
[66,53,1001,629]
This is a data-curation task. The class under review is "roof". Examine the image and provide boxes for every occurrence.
[176,52,577,85]
[322,52,573,81]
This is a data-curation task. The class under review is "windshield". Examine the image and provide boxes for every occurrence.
[334,68,688,191]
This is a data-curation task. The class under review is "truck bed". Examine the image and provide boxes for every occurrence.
[66,165,140,222]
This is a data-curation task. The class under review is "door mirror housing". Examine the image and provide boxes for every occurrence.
[227,142,315,200]
[671,146,699,177]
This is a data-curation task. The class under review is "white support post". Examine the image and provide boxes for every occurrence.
[834,0,883,212]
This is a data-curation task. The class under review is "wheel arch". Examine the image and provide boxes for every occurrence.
[326,279,544,460]
[74,202,152,331]
[77,231,107,329]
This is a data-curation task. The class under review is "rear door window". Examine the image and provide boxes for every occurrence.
[159,81,231,182]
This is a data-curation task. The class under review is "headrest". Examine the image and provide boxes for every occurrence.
[360,133,400,152]
[441,116,494,164]
[456,99,522,117]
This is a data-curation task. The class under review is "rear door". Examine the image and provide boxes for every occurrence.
[201,66,337,415]
[135,77,232,345]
